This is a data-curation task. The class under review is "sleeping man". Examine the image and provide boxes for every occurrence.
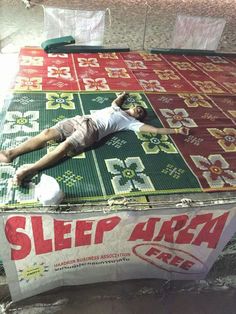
[0,92,189,185]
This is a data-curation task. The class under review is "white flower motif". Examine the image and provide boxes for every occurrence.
[15,76,42,91]
[105,157,154,194]
[48,53,68,58]
[3,111,39,133]
[160,108,197,128]
[78,58,99,67]
[20,56,43,66]
[83,78,109,91]
[206,56,228,64]
[139,80,166,92]
[48,66,72,79]
[125,60,147,69]
[191,154,236,188]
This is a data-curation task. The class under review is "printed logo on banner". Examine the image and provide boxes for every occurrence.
[132,243,207,274]
[19,262,49,283]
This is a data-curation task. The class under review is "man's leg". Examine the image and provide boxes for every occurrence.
[0,128,60,163]
[13,140,74,185]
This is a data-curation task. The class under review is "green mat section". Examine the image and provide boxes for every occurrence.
[0,92,200,206]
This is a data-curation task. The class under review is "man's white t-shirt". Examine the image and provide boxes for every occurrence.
[89,103,144,140]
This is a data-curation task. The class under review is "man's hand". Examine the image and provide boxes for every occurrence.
[113,92,129,107]
[179,127,190,136]
[120,91,129,100]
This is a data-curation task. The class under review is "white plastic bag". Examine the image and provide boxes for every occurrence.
[35,174,64,206]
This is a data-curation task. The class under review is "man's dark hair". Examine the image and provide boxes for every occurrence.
[136,106,148,121]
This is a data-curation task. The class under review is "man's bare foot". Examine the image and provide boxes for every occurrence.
[12,164,36,186]
[0,151,12,163]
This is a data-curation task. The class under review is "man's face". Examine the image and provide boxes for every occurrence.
[129,106,144,120]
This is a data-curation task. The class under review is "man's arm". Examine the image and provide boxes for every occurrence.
[112,92,128,107]
[140,123,190,135]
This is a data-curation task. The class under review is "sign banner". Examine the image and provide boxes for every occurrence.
[0,204,236,301]
[172,15,226,50]
[43,7,106,46]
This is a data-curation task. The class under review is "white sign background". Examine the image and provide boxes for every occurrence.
[172,15,226,50]
[0,204,236,301]
[43,7,106,46]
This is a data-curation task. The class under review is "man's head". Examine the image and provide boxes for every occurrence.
[126,105,147,121]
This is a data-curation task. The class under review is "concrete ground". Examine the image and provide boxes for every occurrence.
[0,0,236,313]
